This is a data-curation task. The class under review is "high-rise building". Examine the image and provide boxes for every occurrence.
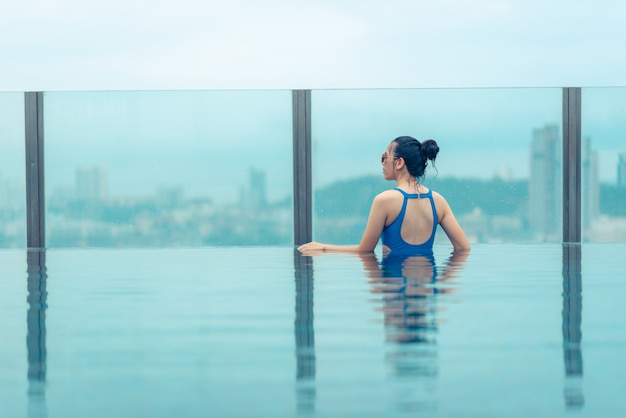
[249,167,267,208]
[618,152,626,187]
[239,167,267,209]
[582,137,599,229]
[75,166,108,202]
[528,124,561,241]
[0,174,23,211]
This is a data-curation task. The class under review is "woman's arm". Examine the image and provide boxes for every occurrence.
[435,193,471,251]
[297,193,389,254]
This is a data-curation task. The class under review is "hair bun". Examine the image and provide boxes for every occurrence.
[421,139,439,161]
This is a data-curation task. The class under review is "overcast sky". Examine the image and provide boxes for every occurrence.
[2,0,626,91]
[2,0,625,200]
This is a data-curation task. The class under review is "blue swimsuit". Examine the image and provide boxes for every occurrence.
[381,188,438,255]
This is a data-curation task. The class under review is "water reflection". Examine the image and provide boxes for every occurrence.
[293,250,316,414]
[26,249,48,418]
[359,250,468,412]
[562,243,584,410]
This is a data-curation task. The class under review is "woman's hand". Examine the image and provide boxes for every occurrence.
[297,241,326,254]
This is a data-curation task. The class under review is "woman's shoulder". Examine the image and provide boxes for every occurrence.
[374,189,404,203]
[431,190,447,202]
[431,190,452,211]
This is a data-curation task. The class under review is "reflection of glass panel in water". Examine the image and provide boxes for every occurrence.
[581,87,626,242]
[27,249,48,416]
[43,90,293,247]
[311,88,562,244]
[0,93,26,248]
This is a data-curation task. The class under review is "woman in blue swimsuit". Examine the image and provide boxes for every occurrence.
[298,136,470,255]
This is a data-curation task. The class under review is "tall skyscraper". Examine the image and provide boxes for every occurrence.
[528,124,561,241]
[618,152,626,187]
[0,173,23,211]
[239,167,267,209]
[75,166,108,202]
[582,137,599,229]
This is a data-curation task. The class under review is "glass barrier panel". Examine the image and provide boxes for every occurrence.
[581,87,626,242]
[44,90,293,247]
[311,88,562,245]
[0,93,26,248]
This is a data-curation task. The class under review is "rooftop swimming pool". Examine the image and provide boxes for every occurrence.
[1,244,625,417]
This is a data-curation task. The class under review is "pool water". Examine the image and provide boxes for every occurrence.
[1,244,625,417]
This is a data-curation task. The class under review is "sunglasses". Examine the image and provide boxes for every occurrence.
[381,153,398,163]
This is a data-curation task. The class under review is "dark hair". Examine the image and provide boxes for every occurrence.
[392,136,439,180]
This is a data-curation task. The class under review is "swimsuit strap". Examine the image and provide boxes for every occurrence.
[394,187,438,242]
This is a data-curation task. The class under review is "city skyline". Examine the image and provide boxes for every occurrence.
[36,124,626,247]
[46,133,622,206]
[2,100,626,247]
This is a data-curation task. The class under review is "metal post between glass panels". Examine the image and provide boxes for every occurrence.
[24,92,45,249]
[563,87,582,243]
[292,90,312,246]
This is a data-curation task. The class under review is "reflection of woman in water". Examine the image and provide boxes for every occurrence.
[360,251,468,345]
[298,136,470,255]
